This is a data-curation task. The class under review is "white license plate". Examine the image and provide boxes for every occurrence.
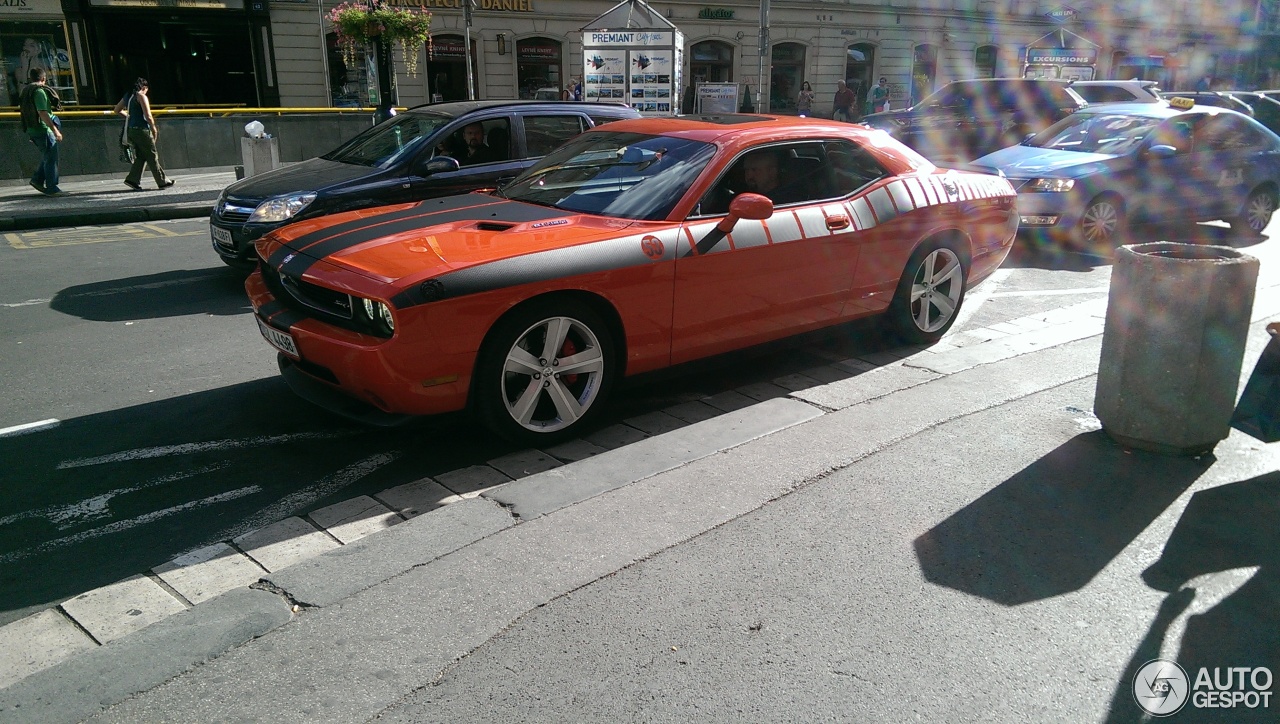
[211,225,234,249]
[256,317,299,358]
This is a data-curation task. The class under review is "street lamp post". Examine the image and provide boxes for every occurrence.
[368,0,398,123]
[757,0,769,114]
[463,0,476,100]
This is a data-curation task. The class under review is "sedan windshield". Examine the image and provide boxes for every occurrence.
[322,113,451,168]
[1026,112,1162,155]
[502,132,716,221]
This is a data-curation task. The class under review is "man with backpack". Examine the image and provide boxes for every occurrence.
[19,68,64,196]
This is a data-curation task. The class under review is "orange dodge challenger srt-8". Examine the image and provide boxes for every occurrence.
[247,115,1019,443]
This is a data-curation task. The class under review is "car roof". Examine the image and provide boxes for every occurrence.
[1074,101,1240,120]
[1072,79,1158,87]
[404,100,635,117]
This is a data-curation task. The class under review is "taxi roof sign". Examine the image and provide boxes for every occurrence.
[1168,96,1196,110]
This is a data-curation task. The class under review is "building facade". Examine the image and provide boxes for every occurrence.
[5,0,1274,110]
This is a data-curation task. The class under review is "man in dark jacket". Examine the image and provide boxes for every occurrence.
[19,68,64,195]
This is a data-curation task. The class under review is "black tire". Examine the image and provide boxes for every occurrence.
[884,237,968,345]
[1231,186,1276,236]
[473,299,617,444]
[1077,194,1126,250]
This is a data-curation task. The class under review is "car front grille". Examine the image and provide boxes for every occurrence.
[259,259,356,325]
[217,200,257,223]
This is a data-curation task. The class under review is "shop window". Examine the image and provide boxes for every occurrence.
[911,44,938,106]
[516,37,562,100]
[975,45,998,79]
[2,22,78,106]
[844,43,876,116]
[429,35,478,102]
[327,31,371,108]
[690,40,733,84]
[769,42,806,113]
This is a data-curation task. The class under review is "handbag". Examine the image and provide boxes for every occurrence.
[119,94,134,164]
[1230,322,1280,443]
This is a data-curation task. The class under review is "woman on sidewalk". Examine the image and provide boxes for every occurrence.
[795,81,815,117]
[113,78,175,191]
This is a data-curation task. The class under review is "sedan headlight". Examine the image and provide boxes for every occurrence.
[248,193,317,223]
[358,297,395,337]
[1026,178,1075,193]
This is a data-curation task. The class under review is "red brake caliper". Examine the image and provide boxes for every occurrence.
[559,337,579,386]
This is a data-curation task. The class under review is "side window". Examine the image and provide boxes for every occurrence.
[523,115,588,157]
[1197,116,1268,152]
[587,113,624,128]
[436,118,512,167]
[825,140,889,196]
[696,142,837,216]
[1150,119,1195,155]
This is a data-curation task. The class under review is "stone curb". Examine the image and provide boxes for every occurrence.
[0,202,214,232]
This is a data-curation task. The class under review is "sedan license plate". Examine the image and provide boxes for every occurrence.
[256,317,299,359]
[211,225,235,249]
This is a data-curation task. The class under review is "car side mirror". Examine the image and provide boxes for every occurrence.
[718,193,774,233]
[417,156,461,176]
[1146,144,1177,159]
[1023,132,1036,143]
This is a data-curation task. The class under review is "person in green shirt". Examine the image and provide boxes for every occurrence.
[19,68,64,195]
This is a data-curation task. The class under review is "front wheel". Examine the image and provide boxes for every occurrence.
[1078,195,1126,249]
[1231,187,1276,236]
[474,300,616,445]
[884,239,968,345]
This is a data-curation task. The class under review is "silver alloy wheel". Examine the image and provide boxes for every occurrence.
[1080,199,1120,243]
[500,315,606,433]
[909,247,964,333]
[1244,190,1276,233]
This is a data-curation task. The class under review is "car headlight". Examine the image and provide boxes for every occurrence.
[248,193,317,223]
[1026,178,1075,193]
[358,297,395,337]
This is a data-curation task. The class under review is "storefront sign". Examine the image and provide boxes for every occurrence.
[1044,6,1077,22]
[88,0,245,8]
[585,31,673,47]
[517,41,560,62]
[697,8,733,20]
[1026,48,1096,65]
[387,0,534,9]
[2,0,66,15]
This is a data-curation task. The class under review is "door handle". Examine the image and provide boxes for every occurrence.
[825,215,850,231]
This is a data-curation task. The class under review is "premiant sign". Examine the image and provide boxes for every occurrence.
[585,31,674,47]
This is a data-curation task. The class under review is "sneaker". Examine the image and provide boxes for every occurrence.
[29,180,43,193]
[124,180,142,191]
[40,187,66,196]
[159,179,176,189]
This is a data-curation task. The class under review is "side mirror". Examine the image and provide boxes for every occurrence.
[1023,132,1036,143]
[417,156,460,176]
[718,193,774,232]
[1146,144,1177,159]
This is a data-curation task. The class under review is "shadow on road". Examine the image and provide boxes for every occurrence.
[1005,223,1269,272]
[50,267,249,321]
[1104,471,1280,723]
[913,431,1210,606]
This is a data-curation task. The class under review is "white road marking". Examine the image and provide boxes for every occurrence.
[0,299,51,308]
[949,268,1013,335]
[0,463,230,529]
[0,486,262,563]
[989,286,1111,298]
[0,419,60,438]
[57,432,355,469]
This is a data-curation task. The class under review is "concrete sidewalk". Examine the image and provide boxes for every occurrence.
[2,277,1278,721]
[0,167,235,231]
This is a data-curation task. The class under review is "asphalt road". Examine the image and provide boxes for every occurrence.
[0,216,1270,628]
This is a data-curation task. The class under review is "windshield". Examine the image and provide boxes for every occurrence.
[502,131,717,221]
[322,113,451,167]
[1026,112,1162,155]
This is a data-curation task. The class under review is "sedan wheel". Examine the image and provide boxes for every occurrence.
[1079,197,1124,247]
[1232,188,1276,236]
[476,302,615,443]
[885,240,967,344]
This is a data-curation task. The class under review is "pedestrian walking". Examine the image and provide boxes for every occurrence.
[114,77,175,191]
[869,77,890,114]
[796,80,815,117]
[832,80,855,122]
[18,67,64,196]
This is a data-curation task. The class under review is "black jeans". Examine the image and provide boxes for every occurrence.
[125,127,168,187]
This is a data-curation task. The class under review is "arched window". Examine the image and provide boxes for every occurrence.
[975,45,998,79]
[516,37,563,99]
[770,42,806,112]
[911,44,938,105]
[845,43,876,115]
[429,35,478,101]
[690,40,734,84]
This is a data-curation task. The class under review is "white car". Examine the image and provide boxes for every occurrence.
[1069,80,1162,104]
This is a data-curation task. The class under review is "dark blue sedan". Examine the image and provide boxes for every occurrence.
[972,101,1280,247]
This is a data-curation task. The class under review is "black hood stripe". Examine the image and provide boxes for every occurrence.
[268,194,503,268]
[391,230,678,309]
[278,202,572,279]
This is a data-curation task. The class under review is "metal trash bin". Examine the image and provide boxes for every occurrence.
[240,136,280,178]
[1095,242,1260,455]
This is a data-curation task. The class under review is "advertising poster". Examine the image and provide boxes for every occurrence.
[583,50,627,103]
[628,49,672,116]
[697,82,737,114]
[1,24,76,106]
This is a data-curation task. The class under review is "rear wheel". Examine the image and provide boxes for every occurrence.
[1078,194,1125,249]
[885,238,968,345]
[1231,187,1276,236]
[474,300,616,444]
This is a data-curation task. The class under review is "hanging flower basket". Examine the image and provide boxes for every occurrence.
[327,3,433,77]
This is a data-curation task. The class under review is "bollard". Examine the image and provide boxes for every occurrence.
[239,136,280,178]
[1095,242,1260,455]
